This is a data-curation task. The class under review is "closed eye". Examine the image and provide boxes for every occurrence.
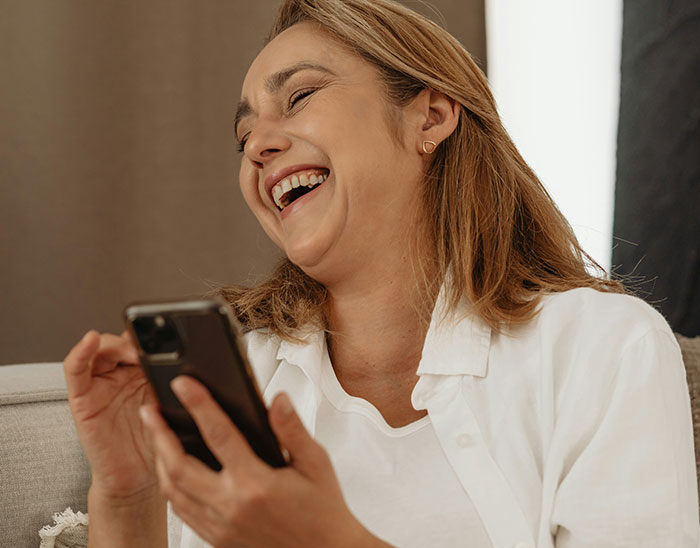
[237,88,318,153]
[288,88,316,110]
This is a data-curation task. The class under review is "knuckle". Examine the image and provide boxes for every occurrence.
[116,338,133,354]
[167,457,187,484]
[97,333,114,347]
[309,445,332,470]
[184,385,207,406]
[223,504,240,526]
[289,428,308,448]
[241,477,272,510]
[221,497,248,529]
[204,420,231,447]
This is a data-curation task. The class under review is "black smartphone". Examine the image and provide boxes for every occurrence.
[124,298,286,470]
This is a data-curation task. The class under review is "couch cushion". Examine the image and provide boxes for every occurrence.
[0,363,90,548]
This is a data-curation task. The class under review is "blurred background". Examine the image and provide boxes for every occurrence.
[1,0,698,364]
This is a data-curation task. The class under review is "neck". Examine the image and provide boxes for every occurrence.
[324,259,439,383]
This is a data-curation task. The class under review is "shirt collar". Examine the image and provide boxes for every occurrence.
[275,282,492,379]
[275,328,326,380]
[416,282,491,378]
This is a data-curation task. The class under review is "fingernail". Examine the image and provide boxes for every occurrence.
[278,393,293,417]
[170,376,188,397]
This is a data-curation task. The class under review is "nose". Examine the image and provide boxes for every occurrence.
[243,120,292,168]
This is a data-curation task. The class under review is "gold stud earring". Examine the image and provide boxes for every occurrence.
[422,140,437,154]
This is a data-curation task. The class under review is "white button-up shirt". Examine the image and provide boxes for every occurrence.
[171,287,699,548]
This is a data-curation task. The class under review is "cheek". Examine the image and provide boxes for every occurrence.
[239,163,262,209]
[238,162,284,249]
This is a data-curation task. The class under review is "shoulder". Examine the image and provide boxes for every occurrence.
[525,293,698,542]
[496,288,683,402]
[520,289,685,413]
[529,287,677,353]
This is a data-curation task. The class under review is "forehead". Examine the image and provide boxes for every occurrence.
[241,22,356,96]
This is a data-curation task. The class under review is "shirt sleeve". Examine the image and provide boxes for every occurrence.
[550,328,699,548]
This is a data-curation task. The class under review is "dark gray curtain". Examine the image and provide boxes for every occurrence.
[613,0,700,336]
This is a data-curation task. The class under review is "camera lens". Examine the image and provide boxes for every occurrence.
[132,315,182,356]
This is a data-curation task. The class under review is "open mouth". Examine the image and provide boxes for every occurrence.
[271,168,330,211]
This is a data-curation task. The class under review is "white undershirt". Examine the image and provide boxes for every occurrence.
[171,351,494,548]
[314,350,493,548]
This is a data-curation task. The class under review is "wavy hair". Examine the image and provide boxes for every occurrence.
[218,0,623,339]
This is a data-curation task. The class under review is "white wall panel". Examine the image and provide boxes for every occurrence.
[485,0,623,271]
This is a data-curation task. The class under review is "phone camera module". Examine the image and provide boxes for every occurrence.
[132,315,182,358]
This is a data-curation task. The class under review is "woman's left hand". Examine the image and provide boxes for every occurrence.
[140,376,384,548]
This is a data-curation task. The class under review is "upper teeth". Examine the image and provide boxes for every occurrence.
[272,171,329,209]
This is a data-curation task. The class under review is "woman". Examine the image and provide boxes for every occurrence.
[63,0,699,546]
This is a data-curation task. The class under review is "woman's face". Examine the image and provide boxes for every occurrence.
[236,22,426,286]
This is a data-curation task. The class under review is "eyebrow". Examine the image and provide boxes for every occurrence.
[234,62,336,138]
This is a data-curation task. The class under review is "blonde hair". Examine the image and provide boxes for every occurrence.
[220,0,623,339]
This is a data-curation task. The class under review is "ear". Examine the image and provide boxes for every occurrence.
[409,89,460,155]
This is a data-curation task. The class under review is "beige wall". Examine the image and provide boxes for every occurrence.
[0,0,485,364]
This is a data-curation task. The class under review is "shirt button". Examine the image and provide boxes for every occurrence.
[456,433,473,448]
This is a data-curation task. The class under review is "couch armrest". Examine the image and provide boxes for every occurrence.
[0,362,91,548]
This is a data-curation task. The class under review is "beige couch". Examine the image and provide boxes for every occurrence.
[2,336,699,547]
[0,363,90,547]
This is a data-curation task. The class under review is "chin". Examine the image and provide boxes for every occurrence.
[285,241,326,272]
[283,238,341,286]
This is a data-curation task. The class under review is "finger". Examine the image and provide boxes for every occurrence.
[140,404,221,508]
[155,457,227,547]
[170,376,265,475]
[160,460,229,548]
[90,333,140,375]
[119,329,141,353]
[63,330,101,399]
[154,457,216,519]
[269,392,332,479]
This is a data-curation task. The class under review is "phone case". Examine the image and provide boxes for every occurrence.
[124,299,286,470]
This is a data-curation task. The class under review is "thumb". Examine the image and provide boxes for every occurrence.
[269,392,331,479]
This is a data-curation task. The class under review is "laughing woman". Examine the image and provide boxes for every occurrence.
[63,0,699,546]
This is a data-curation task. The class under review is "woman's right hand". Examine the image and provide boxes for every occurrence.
[63,330,159,500]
